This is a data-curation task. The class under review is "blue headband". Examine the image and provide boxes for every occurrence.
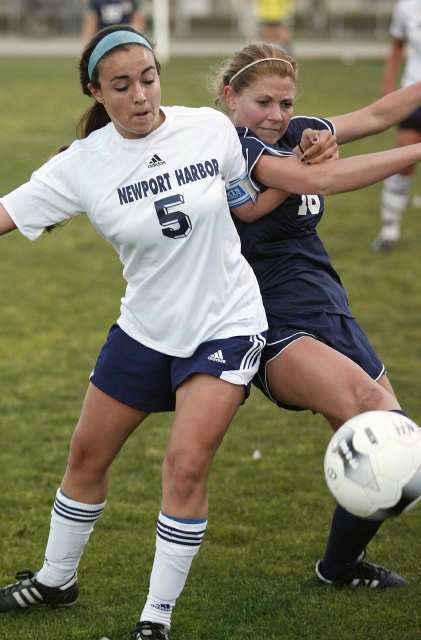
[88,31,153,80]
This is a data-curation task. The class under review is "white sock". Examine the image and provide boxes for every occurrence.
[36,488,106,587]
[379,174,412,241]
[140,511,208,628]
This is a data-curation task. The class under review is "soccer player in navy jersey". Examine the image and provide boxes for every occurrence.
[214,41,421,589]
[81,0,145,47]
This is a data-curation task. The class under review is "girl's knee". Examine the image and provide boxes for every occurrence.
[163,450,208,499]
[353,379,391,413]
[67,430,109,476]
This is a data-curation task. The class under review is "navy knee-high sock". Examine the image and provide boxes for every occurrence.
[320,505,383,577]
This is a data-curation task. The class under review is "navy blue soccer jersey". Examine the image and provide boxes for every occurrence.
[88,0,140,29]
[234,116,353,327]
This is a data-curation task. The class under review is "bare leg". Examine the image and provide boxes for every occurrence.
[324,373,400,429]
[373,128,421,251]
[377,372,399,399]
[260,23,292,50]
[140,374,244,628]
[162,374,244,517]
[395,128,421,175]
[62,383,149,503]
[266,337,400,430]
[35,384,148,587]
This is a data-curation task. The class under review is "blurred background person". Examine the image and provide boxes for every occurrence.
[174,0,211,37]
[372,0,421,252]
[256,0,295,51]
[81,0,146,46]
[231,0,256,41]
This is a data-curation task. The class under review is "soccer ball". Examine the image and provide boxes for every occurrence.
[324,411,421,520]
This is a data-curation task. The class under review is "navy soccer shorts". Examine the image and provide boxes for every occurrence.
[254,312,385,411]
[90,324,266,413]
[399,107,421,132]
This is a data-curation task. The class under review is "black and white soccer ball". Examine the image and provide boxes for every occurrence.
[324,410,421,520]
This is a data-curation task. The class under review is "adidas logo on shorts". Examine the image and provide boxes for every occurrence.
[148,154,166,168]
[207,349,226,364]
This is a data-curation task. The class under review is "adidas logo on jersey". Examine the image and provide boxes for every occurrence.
[148,154,166,168]
[208,349,226,364]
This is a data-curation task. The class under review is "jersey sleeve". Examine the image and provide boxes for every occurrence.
[215,112,258,207]
[389,2,407,40]
[0,148,83,241]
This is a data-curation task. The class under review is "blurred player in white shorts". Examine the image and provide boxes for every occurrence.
[372,0,421,251]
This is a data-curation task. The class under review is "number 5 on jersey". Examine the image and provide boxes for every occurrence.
[155,195,192,239]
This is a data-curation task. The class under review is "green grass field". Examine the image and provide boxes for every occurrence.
[1,55,421,640]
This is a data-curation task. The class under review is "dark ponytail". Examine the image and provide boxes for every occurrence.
[77,102,110,139]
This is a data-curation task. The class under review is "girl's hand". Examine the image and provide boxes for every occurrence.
[295,128,339,164]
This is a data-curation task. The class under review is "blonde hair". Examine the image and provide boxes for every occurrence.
[213,42,297,113]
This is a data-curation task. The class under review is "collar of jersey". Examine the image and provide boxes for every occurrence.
[241,126,292,151]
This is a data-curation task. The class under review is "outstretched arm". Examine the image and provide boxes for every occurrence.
[0,203,17,236]
[254,142,421,196]
[331,39,413,145]
[233,128,339,221]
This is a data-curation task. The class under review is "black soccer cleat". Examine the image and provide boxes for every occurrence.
[315,557,408,588]
[0,570,79,612]
[134,621,170,639]
[96,622,170,640]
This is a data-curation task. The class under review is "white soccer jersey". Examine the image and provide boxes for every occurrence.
[390,0,421,86]
[1,106,267,357]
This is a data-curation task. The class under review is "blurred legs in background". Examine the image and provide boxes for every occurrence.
[372,127,421,252]
[256,0,295,52]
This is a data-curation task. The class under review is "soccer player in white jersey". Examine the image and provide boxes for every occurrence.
[372,0,421,251]
[0,27,276,640]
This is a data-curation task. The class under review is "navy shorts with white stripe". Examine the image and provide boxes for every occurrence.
[91,324,266,413]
